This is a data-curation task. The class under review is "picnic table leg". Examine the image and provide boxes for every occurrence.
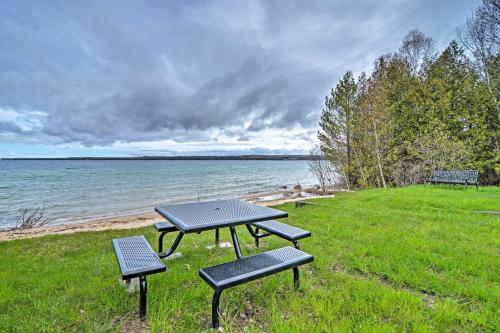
[212,289,223,328]
[293,267,300,289]
[139,276,147,319]
[158,232,184,258]
[158,232,169,253]
[244,224,270,248]
[158,228,179,253]
[215,228,220,246]
[229,226,243,259]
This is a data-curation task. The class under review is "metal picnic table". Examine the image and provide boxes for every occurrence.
[154,199,288,259]
[113,198,313,326]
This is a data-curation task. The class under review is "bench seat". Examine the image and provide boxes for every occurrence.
[154,220,221,254]
[253,220,311,241]
[252,220,311,250]
[112,235,166,318]
[199,246,313,327]
[153,221,178,233]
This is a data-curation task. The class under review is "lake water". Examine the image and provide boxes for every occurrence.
[0,160,316,228]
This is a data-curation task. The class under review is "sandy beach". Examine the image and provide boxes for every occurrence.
[0,189,336,242]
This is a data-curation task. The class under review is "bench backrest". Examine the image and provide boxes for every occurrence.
[431,170,479,183]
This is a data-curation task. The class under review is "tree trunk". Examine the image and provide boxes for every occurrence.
[336,156,350,190]
[341,168,350,190]
[352,147,366,181]
[480,54,499,116]
[373,120,387,188]
[347,121,352,184]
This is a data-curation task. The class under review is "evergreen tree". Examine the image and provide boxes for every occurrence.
[318,71,357,189]
[318,22,499,187]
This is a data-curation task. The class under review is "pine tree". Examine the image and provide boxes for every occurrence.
[318,71,357,189]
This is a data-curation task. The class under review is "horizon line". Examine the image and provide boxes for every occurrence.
[0,154,312,161]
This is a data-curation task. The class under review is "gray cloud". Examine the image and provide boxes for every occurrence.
[0,0,473,151]
[0,121,22,133]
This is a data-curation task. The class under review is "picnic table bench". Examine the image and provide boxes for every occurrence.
[112,235,165,318]
[429,170,479,189]
[250,219,311,249]
[200,246,314,328]
[154,220,223,253]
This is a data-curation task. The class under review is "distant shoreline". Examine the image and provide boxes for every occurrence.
[0,154,311,161]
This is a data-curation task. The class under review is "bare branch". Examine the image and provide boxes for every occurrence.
[10,207,52,231]
[308,146,338,192]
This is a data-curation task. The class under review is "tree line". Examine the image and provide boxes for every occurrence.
[317,0,499,188]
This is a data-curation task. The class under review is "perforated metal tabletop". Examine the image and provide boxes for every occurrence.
[155,199,288,233]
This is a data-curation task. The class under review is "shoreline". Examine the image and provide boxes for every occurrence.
[0,188,337,242]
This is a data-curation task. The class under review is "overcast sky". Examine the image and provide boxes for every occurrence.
[0,0,478,157]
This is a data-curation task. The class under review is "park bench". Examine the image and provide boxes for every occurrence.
[112,235,166,318]
[429,170,479,189]
[199,246,314,328]
[251,220,311,249]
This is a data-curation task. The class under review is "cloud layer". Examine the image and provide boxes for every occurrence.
[0,0,474,155]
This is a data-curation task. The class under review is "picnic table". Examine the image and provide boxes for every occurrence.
[113,198,313,328]
[154,199,288,259]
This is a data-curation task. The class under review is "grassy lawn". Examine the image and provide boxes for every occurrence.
[0,185,499,332]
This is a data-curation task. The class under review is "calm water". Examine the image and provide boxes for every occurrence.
[0,160,316,227]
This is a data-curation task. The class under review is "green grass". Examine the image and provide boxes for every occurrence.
[1,185,499,332]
